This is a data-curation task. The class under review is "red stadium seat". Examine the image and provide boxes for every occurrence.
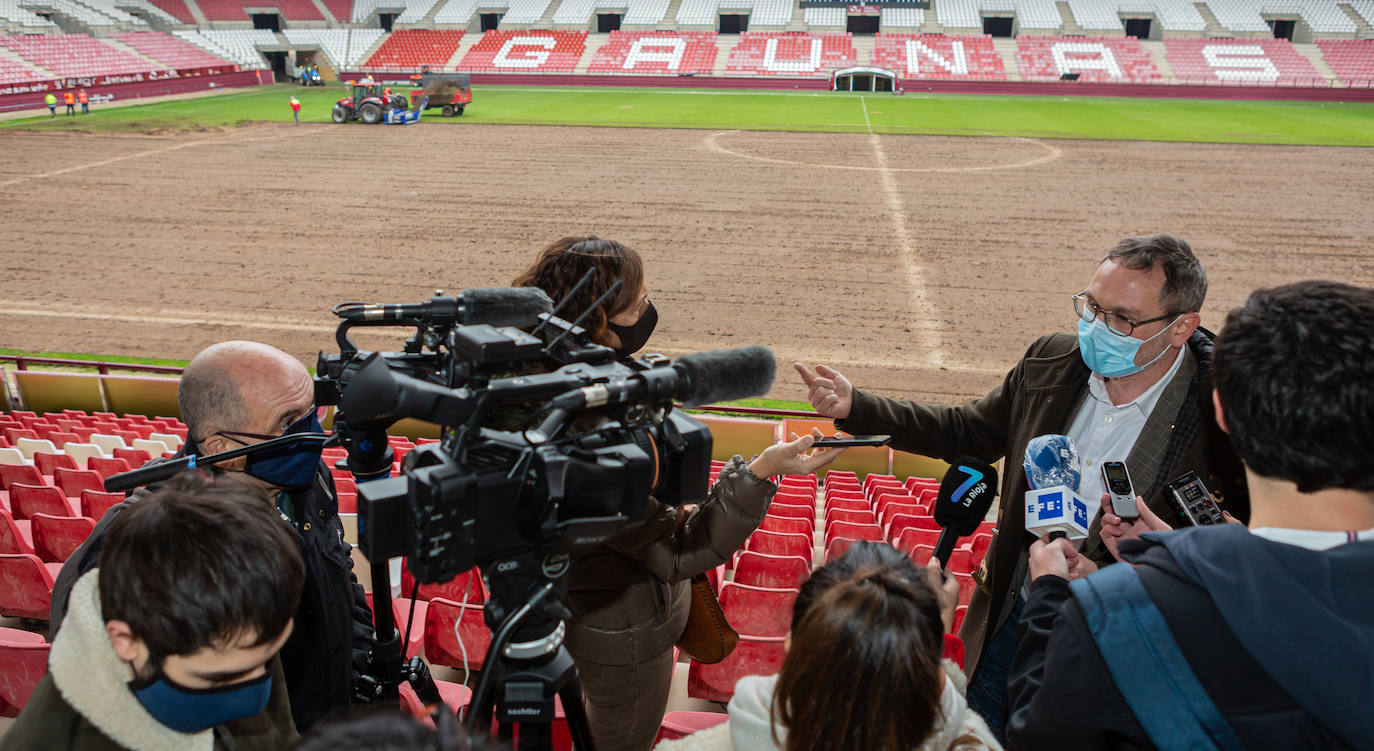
[423,598,491,670]
[0,628,49,717]
[112,448,151,466]
[823,497,868,514]
[724,32,857,77]
[888,514,942,540]
[744,529,811,560]
[687,634,786,702]
[824,520,882,548]
[398,678,471,725]
[656,711,728,744]
[720,581,797,637]
[0,508,36,556]
[766,502,814,522]
[756,515,812,539]
[893,526,941,553]
[401,560,486,603]
[879,502,926,533]
[31,452,77,477]
[0,553,61,620]
[80,490,124,520]
[970,532,994,569]
[910,543,936,566]
[823,507,875,529]
[53,468,103,500]
[732,551,810,591]
[10,484,77,519]
[772,490,814,507]
[0,464,45,494]
[588,31,720,75]
[30,513,95,562]
[86,456,131,481]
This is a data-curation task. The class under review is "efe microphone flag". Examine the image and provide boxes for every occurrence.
[1022,435,1090,540]
[932,457,998,568]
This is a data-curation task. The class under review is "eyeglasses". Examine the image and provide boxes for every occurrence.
[1072,293,1180,338]
[215,406,324,445]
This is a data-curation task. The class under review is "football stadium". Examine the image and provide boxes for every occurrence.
[0,0,1372,745]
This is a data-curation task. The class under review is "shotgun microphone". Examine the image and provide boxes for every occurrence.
[932,457,999,568]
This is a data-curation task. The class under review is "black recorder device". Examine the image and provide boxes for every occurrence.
[1101,461,1137,519]
[1167,471,1226,526]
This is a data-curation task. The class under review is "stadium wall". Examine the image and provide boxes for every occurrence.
[345,71,832,90]
[0,69,272,113]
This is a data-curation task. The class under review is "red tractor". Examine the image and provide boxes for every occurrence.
[331,79,409,124]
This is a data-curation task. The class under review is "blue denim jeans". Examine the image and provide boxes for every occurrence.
[966,595,1024,744]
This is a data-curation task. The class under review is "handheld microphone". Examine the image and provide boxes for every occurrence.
[932,457,999,568]
[335,287,553,328]
[1023,435,1091,540]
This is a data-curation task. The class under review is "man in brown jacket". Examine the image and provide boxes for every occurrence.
[795,234,1247,742]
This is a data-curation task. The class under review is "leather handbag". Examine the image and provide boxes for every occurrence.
[675,573,739,664]
[671,503,739,664]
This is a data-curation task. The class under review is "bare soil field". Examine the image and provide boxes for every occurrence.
[1,123,1371,404]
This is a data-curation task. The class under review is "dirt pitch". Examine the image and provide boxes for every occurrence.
[1,122,1371,404]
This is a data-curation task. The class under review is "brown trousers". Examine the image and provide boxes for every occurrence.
[571,584,692,751]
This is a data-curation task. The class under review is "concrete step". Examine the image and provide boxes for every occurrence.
[102,36,169,69]
[662,0,685,26]
[1193,2,1232,37]
[1139,39,1175,80]
[1338,3,1374,38]
[714,35,739,74]
[354,29,389,68]
[0,46,57,80]
[446,30,483,70]
[307,0,340,26]
[576,31,609,73]
[1291,42,1341,85]
[851,33,876,66]
[992,36,1021,80]
[1055,1,1085,34]
[182,0,209,26]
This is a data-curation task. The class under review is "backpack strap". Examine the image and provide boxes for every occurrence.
[1070,563,1245,751]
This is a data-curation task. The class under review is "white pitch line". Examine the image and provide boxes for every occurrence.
[0,128,284,189]
[861,96,944,368]
[0,307,337,333]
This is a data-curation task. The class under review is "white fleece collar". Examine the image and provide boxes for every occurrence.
[49,570,214,751]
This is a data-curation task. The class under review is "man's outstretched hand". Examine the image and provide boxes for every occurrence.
[794,362,854,420]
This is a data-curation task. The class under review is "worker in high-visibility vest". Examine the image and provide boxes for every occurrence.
[44,92,56,117]
[289,95,301,124]
[77,89,89,114]
[63,90,75,116]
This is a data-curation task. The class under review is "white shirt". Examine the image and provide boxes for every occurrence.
[1250,527,1374,550]
[1065,347,1187,541]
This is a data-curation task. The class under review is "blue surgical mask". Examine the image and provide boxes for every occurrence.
[1076,316,1178,378]
[243,413,326,490]
[129,669,273,734]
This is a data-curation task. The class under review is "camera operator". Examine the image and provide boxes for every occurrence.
[1007,280,1374,749]
[49,340,378,732]
[794,235,1249,741]
[7,471,301,750]
[512,235,846,751]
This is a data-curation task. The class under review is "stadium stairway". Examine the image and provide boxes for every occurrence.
[1141,40,1177,80]
[415,0,450,28]
[445,32,480,70]
[101,37,167,70]
[534,0,559,28]
[1055,1,1086,33]
[1194,2,1234,38]
[307,0,342,25]
[0,47,54,80]
[181,0,211,26]
[712,34,735,74]
[992,36,1021,80]
[355,31,389,65]
[851,34,876,67]
[1340,5,1374,37]
[1293,42,1341,82]
[575,32,610,72]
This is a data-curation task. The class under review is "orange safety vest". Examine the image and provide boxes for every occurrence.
[63,91,74,104]
[77,90,88,104]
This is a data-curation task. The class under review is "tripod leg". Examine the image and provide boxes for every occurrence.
[558,675,597,751]
[515,720,551,751]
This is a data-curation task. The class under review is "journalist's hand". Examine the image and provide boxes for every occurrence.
[793,363,853,420]
[925,559,961,633]
[1028,536,1077,581]
[749,429,845,480]
[1101,496,1172,562]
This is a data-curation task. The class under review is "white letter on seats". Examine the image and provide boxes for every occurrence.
[763,37,821,73]
[1202,44,1278,82]
[1051,42,1123,79]
[495,36,555,68]
[624,36,686,70]
[904,39,967,76]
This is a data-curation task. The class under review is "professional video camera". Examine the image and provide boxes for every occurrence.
[313,277,775,749]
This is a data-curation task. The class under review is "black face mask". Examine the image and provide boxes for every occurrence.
[607,301,658,358]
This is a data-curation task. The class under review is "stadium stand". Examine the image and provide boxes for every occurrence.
[362,28,463,70]
[0,57,45,84]
[285,28,385,70]
[431,0,553,24]
[725,32,856,76]
[0,628,48,715]
[674,0,719,24]
[872,33,1007,79]
[936,0,1061,29]
[802,5,844,26]
[1017,34,1161,81]
[175,29,273,69]
[196,0,323,19]
[1163,37,1321,85]
[622,0,673,24]
[880,5,924,27]
[394,0,440,22]
[0,0,57,30]
[1317,39,1374,86]
[1206,0,1357,33]
[1354,0,1374,25]
[459,30,587,73]
[0,34,165,78]
[109,32,233,69]
[146,0,195,23]
[1066,0,1208,31]
[588,30,718,74]
[321,0,351,21]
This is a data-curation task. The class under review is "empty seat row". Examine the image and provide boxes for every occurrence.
[1163,37,1322,86]
[725,32,856,77]
[588,30,718,75]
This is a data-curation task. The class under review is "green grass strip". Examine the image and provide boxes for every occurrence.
[4,83,1372,146]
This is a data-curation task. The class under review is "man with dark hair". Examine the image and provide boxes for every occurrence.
[1009,280,1374,748]
[51,340,377,732]
[6,472,302,750]
[795,234,1248,740]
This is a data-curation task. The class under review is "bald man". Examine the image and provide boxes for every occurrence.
[50,341,377,732]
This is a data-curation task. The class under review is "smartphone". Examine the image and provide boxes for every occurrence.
[1166,471,1226,526]
[811,435,891,448]
[1101,461,1138,519]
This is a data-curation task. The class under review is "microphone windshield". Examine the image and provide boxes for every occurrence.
[672,345,776,408]
[463,287,553,328]
[1023,434,1081,492]
[934,457,999,536]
